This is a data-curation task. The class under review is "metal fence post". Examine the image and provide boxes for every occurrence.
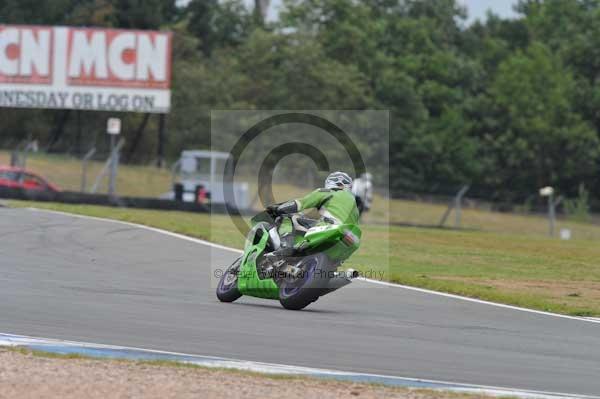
[548,194,555,237]
[90,139,125,195]
[80,147,96,192]
[438,185,470,228]
[454,185,470,228]
[108,134,117,197]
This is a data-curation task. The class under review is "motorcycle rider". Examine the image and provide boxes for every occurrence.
[266,171,359,258]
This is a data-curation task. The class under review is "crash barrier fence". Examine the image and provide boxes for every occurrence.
[0,186,243,215]
[393,188,600,215]
[2,184,598,235]
[0,181,591,217]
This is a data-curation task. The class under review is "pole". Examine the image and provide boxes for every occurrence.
[454,185,470,228]
[108,134,117,197]
[21,140,37,169]
[75,110,82,156]
[548,194,556,237]
[157,114,166,168]
[11,140,27,168]
[126,113,150,162]
[80,147,96,192]
[438,185,470,228]
[90,139,124,194]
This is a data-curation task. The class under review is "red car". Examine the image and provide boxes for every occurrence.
[0,166,60,192]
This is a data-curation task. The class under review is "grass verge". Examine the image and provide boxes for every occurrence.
[2,347,507,399]
[9,200,600,316]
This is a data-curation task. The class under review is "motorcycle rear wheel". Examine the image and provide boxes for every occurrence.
[278,254,329,310]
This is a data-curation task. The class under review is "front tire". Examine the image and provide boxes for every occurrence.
[278,254,329,310]
[216,257,242,303]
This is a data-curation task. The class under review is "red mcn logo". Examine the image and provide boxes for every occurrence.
[67,29,171,89]
[0,26,52,84]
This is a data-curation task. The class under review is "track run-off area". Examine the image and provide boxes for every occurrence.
[1,207,599,397]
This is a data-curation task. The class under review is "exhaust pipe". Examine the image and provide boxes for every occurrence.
[323,269,360,294]
[344,269,360,279]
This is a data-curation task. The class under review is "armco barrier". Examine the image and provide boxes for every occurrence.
[0,186,242,215]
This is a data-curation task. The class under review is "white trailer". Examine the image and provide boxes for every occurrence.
[170,150,250,210]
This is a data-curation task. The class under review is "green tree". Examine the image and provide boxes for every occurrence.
[483,42,599,199]
[0,0,77,24]
[112,0,178,29]
[187,0,251,56]
[517,0,600,161]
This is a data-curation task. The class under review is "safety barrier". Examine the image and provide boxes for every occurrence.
[0,186,243,215]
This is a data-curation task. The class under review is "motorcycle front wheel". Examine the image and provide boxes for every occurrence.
[216,257,242,303]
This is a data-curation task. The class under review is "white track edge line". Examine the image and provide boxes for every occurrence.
[0,332,595,399]
[359,277,600,324]
[26,207,600,325]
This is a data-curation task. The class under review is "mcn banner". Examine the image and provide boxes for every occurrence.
[0,25,172,113]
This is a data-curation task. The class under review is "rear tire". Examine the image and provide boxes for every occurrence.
[278,254,329,310]
[216,257,242,303]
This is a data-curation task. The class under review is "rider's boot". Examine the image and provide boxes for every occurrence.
[268,233,295,258]
[266,233,307,279]
[264,233,295,277]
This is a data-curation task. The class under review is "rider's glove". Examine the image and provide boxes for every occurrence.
[267,200,299,216]
[276,200,299,215]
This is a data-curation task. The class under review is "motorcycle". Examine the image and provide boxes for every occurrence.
[216,209,361,310]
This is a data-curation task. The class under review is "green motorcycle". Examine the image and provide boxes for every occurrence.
[216,209,361,310]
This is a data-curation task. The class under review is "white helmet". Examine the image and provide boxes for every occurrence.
[325,171,353,191]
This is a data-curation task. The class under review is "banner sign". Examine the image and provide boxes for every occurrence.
[0,25,172,113]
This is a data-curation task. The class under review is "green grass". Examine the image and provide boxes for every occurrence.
[9,346,89,360]
[5,150,600,239]
[10,200,600,316]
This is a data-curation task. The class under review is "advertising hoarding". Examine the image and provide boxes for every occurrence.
[0,25,172,113]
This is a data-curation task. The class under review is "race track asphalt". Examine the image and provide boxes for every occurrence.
[1,207,599,396]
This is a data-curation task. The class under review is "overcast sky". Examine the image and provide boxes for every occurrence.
[177,1,519,25]
[256,0,519,24]
[458,0,518,23]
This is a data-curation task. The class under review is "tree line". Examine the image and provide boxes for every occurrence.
[1,0,600,205]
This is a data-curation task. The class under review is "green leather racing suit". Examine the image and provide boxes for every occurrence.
[277,188,359,237]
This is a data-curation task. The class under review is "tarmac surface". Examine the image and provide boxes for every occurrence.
[1,207,599,396]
